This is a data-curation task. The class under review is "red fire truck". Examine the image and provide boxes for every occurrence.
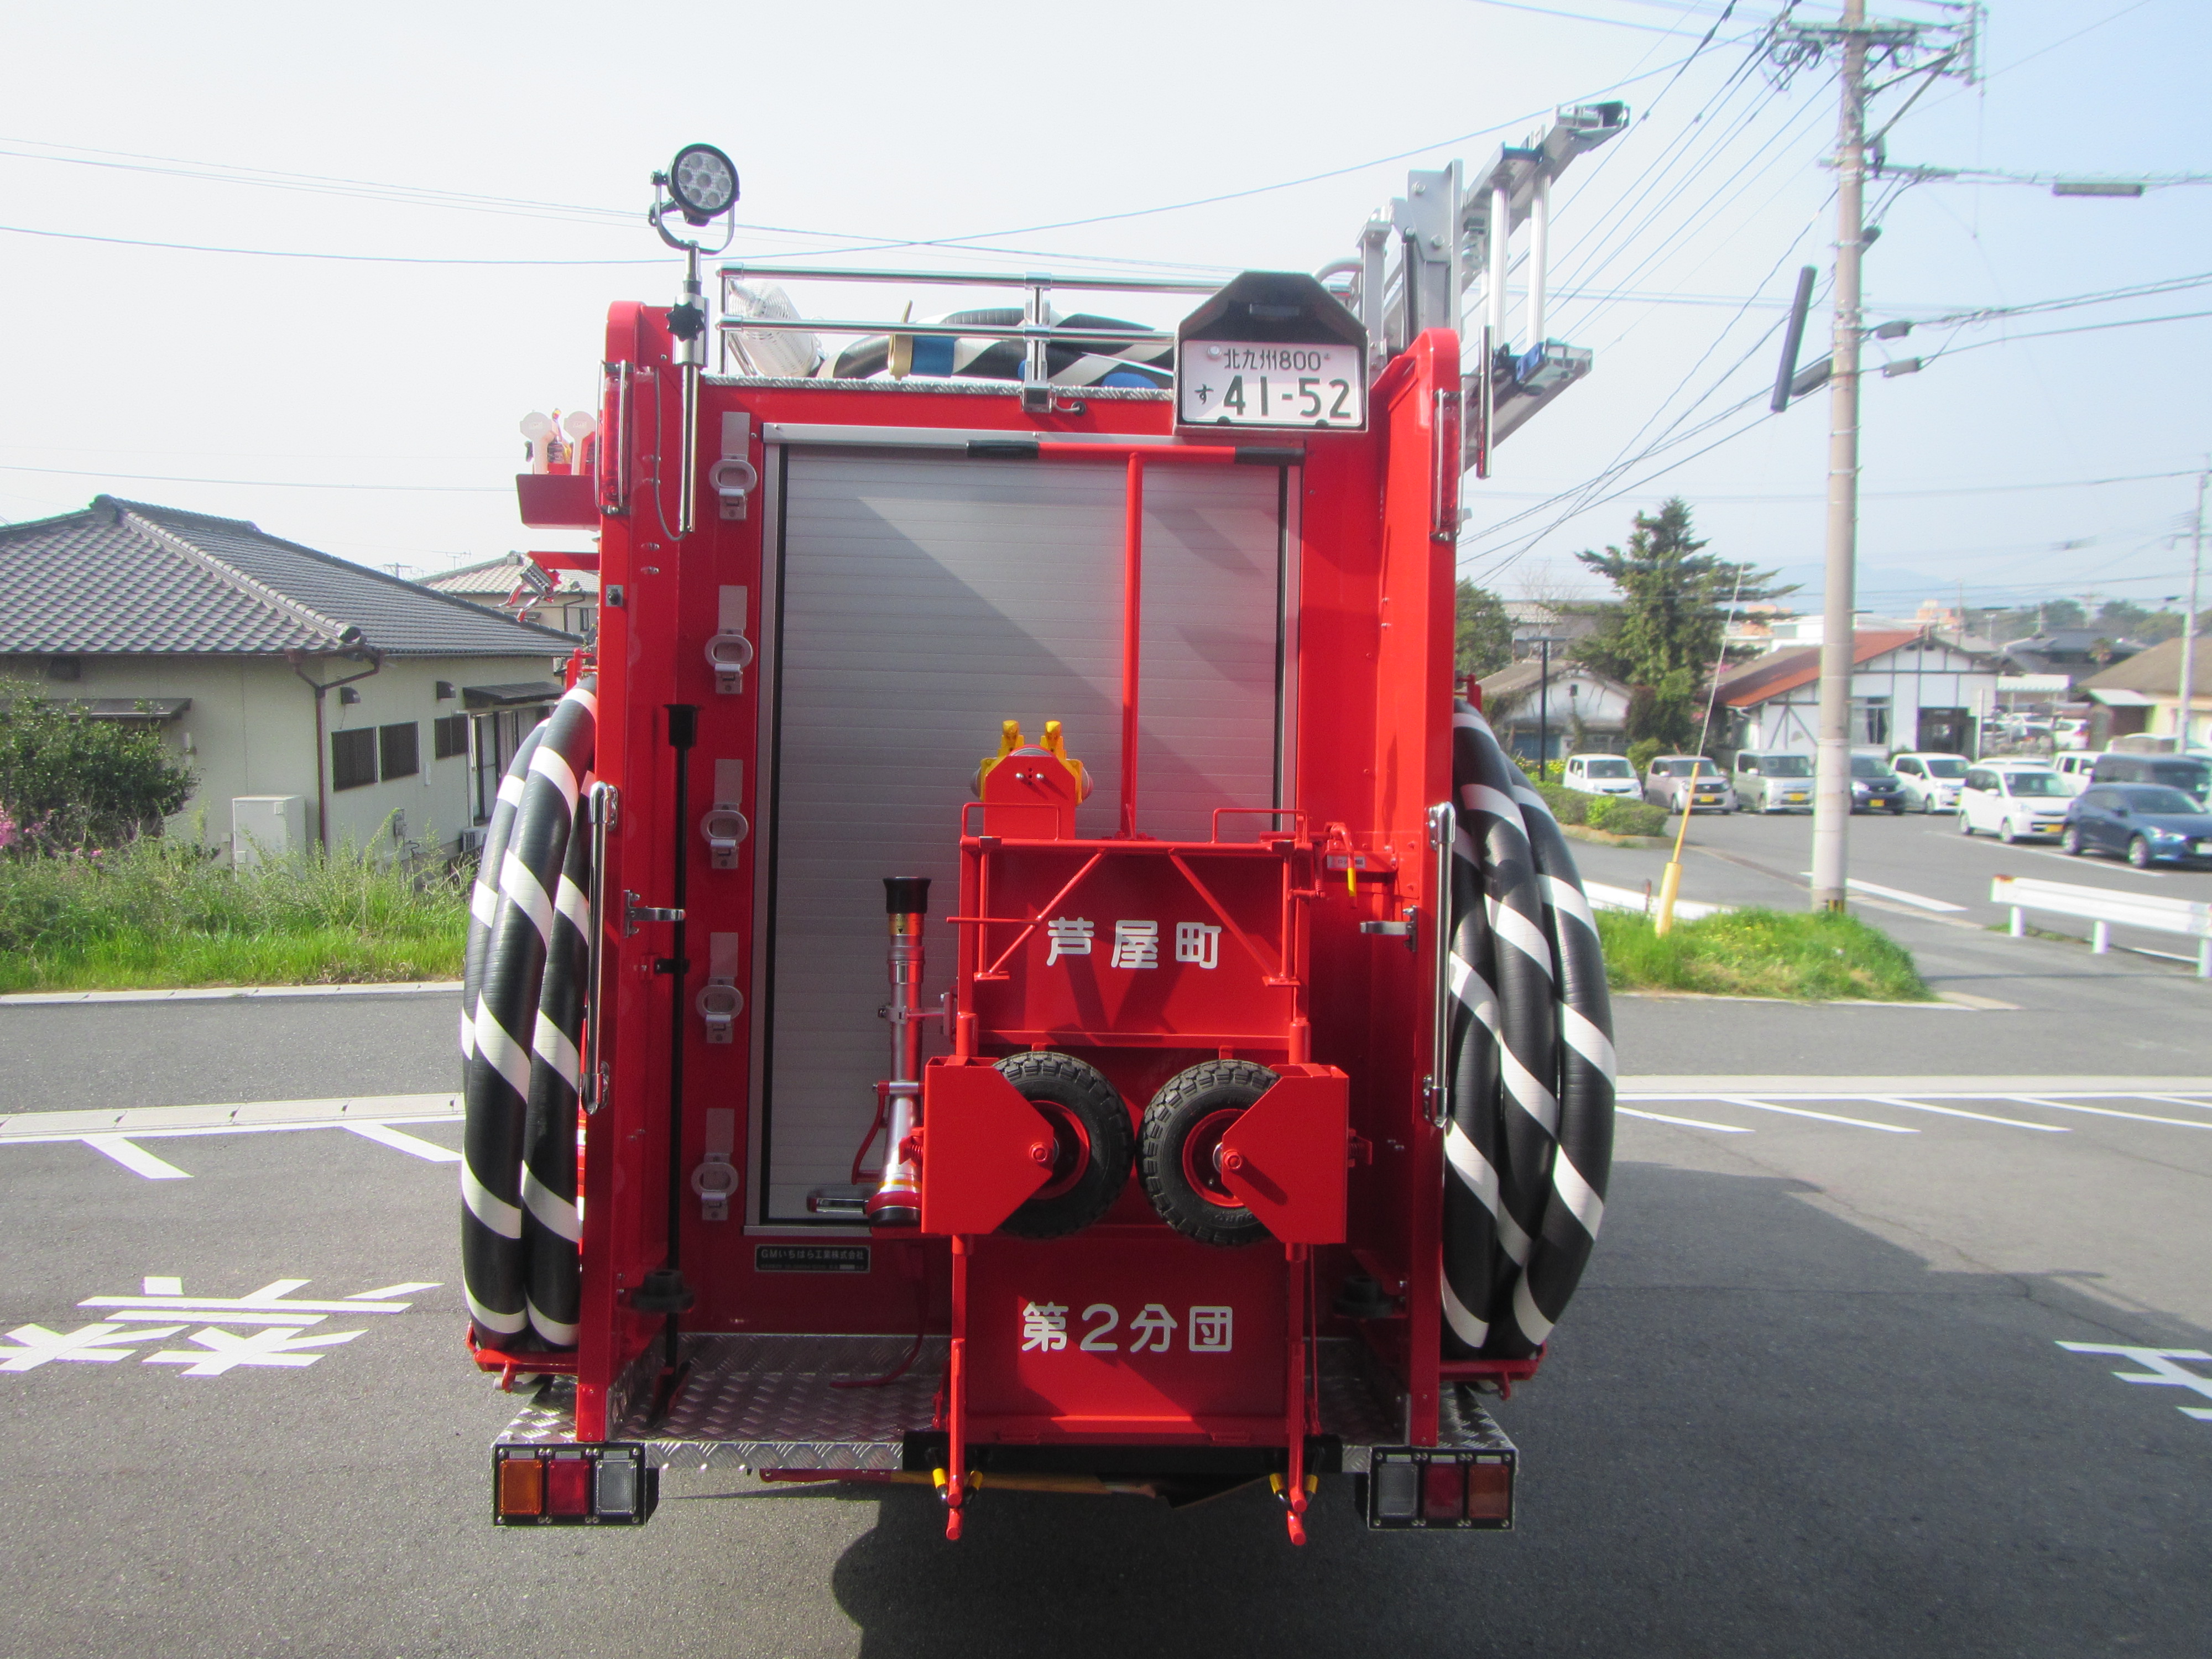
[467,138,1620,1543]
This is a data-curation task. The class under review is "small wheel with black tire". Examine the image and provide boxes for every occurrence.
[994,1051,1133,1240]
[1998,817,2018,844]
[1140,1060,1279,1247]
[1888,801,1906,815]
[2063,825,2085,857]
[1959,813,1974,837]
[2128,835,2154,870]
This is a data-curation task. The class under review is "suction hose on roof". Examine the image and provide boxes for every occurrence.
[461,679,597,1350]
[1439,700,1616,1359]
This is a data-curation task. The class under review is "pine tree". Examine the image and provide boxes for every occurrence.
[1572,498,1789,752]
[1454,581,1515,679]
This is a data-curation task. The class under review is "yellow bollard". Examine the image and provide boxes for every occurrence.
[1653,859,1684,937]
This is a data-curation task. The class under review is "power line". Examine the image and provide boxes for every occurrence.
[0,463,504,493]
[1462,0,1750,34]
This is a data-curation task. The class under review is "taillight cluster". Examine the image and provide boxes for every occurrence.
[493,1443,657,1526]
[1364,1449,1514,1530]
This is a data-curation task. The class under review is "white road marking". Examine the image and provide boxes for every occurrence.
[0,1322,186,1370]
[0,1094,460,1142]
[342,1122,461,1162]
[348,1281,442,1300]
[1797,874,1969,912]
[0,980,460,1007]
[142,1277,181,1296]
[142,1327,363,1375]
[80,1136,189,1180]
[2137,1095,2212,1113]
[1718,1097,1918,1134]
[2004,1097,2212,1131]
[1616,1107,1754,1134]
[81,1279,421,1317]
[1864,1096,2068,1133]
[2057,1344,2212,1421]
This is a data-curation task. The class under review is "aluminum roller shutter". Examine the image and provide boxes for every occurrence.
[754,448,1291,1222]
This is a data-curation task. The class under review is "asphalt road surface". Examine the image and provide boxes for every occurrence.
[1572,808,2212,1077]
[1,993,2207,1657]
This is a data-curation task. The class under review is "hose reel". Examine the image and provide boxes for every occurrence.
[461,679,598,1350]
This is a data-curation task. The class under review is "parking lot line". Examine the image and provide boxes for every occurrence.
[1719,1097,1918,1133]
[342,1123,462,1162]
[2002,1096,2212,1131]
[1617,1107,1754,1133]
[79,1136,190,1180]
[1864,1096,2068,1132]
[1799,875,1969,913]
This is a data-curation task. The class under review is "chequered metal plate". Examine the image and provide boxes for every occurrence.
[1316,1339,1516,1473]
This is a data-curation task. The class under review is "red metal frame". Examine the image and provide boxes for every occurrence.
[536,302,1476,1539]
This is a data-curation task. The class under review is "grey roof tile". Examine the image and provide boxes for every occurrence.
[0,498,578,658]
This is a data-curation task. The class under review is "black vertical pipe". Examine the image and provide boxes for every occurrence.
[662,703,698,1366]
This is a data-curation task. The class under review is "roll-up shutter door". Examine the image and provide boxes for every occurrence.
[754,448,1291,1222]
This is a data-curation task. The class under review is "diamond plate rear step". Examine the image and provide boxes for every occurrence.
[492,1333,1510,1475]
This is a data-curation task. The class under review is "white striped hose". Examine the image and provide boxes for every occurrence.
[1441,701,1616,1359]
[461,680,597,1349]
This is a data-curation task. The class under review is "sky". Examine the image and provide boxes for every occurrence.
[1,0,2204,615]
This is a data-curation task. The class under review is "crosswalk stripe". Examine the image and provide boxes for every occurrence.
[79,1136,190,1180]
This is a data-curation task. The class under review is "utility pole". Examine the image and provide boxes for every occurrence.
[1775,1,1977,907]
[2182,467,2206,752]
[1808,0,1869,912]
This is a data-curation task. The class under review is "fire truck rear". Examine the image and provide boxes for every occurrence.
[466,133,1623,1543]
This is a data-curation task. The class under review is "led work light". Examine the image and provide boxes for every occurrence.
[665,143,739,225]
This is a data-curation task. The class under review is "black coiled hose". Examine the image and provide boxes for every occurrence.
[462,680,597,1348]
[1441,700,1615,1359]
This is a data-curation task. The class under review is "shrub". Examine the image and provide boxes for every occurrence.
[0,682,196,853]
[1626,737,1663,776]
[1533,781,1588,825]
[1587,795,1666,837]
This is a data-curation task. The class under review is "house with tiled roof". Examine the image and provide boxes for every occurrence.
[0,497,580,861]
[1712,628,1999,759]
[2078,635,2210,751]
[423,550,597,641]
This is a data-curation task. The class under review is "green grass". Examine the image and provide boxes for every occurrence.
[0,835,466,993]
[1594,905,1933,1003]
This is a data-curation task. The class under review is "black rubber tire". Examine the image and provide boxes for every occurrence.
[2128,836,2154,870]
[1959,814,1974,837]
[994,1052,1132,1240]
[2063,825,2085,856]
[1140,1060,1279,1248]
[1888,802,1905,815]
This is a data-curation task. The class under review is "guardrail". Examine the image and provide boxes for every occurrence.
[1991,875,2212,978]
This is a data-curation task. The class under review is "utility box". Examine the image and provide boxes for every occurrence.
[231,795,305,868]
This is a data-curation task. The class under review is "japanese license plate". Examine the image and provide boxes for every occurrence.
[2198,839,2212,855]
[1178,341,1365,430]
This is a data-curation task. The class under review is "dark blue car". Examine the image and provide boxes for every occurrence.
[2063,785,2212,868]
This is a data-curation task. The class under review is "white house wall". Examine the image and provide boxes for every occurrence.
[1738,641,1999,753]
[2,652,560,857]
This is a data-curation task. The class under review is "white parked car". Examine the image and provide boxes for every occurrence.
[1561,754,1641,798]
[2050,752,2100,796]
[1890,752,1968,813]
[1958,764,2071,843]
[1731,750,1814,813]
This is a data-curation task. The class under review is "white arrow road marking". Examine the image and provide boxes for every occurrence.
[1616,1107,1754,1134]
[347,1282,442,1300]
[143,1327,364,1375]
[342,1123,461,1162]
[80,1136,189,1180]
[0,1322,186,1370]
[82,1278,428,1317]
